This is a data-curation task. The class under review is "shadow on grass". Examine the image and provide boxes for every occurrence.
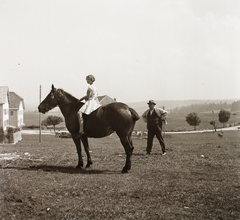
[133,148,173,157]
[132,152,162,156]
[2,165,120,175]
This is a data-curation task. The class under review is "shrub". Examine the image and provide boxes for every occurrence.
[186,112,201,131]
[0,127,5,143]
[218,110,231,128]
[26,125,40,129]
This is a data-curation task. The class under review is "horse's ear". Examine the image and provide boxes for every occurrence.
[51,84,55,90]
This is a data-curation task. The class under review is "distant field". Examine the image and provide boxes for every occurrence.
[135,112,240,132]
[24,111,240,132]
[24,111,65,128]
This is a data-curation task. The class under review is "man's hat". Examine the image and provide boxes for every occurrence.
[147,100,156,105]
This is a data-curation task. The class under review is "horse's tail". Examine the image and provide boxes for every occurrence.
[129,107,140,121]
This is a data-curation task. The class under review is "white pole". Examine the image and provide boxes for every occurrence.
[163,106,165,137]
[39,85,42,143]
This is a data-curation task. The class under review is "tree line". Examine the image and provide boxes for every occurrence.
[186,110,231,131]
[172,102,233,114]
[231,100,240,112]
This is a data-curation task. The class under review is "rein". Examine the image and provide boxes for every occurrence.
[57,100,79,107]
[55,89,82,108]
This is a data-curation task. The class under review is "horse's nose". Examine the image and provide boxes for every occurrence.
[38,105,42,113]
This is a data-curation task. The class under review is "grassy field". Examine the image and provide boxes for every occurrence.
[135,112,240,132]
[0,131,239,219]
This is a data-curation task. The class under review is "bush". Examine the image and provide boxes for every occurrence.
[186,112,201,131]
[25,125,40,129]
[218,110,231,127]
[0,127,5,143]
[5,127,18,142]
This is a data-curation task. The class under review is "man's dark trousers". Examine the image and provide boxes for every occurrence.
[146,110,166,154]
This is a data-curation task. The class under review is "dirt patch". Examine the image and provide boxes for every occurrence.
[0,152,20,161]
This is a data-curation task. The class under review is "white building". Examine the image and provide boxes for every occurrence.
[0,86,10,131]
[9,92,25,128]
[98,95,116,105]
[0,86,25,131]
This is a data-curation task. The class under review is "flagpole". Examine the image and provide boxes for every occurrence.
[39,85,42,143]
[163,106,165,137]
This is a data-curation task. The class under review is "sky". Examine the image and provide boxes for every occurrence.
[0,0,239,110]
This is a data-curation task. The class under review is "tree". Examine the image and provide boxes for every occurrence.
[210,120,217,132]
[41,119,48,129]
[41,115,63,131]
[218,110,231,128]
[231,100,240,112]
[186,112,201,131]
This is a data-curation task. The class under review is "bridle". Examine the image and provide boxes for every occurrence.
[49,89,79,108]
[40,88,81,113]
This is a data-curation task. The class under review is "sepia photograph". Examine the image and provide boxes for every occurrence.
[0,0,239,219]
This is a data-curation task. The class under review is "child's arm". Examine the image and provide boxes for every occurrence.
[79,95,87,102]
[79,87,93,101]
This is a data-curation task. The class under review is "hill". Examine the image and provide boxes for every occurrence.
[127,99,236,114]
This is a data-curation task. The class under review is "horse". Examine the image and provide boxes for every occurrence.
[38,85,140,173]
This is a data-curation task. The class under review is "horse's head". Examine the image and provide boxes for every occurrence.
[38,85,80,114]
[38,84,59,114]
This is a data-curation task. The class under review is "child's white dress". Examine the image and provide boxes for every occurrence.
[79,84,101,115]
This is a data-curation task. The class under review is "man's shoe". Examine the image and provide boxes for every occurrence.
[162,152,166,156]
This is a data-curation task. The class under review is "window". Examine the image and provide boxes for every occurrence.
[4,120,9,126]
[10,111,14,116]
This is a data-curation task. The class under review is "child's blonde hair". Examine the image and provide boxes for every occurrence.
[86,75,95,82]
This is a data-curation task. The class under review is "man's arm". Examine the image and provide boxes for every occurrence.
[142,110,149,123]
[156,108,168,120]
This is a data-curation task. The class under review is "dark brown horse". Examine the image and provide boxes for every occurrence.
[38,85,140,173]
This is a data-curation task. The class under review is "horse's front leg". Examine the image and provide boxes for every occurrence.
[72,137,84,169]
[80,134,93,168]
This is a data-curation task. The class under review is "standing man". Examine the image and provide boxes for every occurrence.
[142,100,168,155]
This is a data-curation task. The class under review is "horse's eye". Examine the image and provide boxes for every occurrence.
[51,94,54,99]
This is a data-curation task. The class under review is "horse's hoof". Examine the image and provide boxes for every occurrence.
[85,160,93,168]
[85,164,92,169]
[121,167,128,173]
[76,165,83,169]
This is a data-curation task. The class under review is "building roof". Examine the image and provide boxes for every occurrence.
[9,92,25,109]
[98,95,116,105]
[97,95,107,102]
[0,86,9,104]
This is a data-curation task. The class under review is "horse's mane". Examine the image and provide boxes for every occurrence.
[57,88,79,102]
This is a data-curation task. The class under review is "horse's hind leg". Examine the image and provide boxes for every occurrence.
[128,135,134,154]
[80,134,93,168]
[119,136,133,173]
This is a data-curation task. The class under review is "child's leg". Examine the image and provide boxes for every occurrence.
[77,112,83,133]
